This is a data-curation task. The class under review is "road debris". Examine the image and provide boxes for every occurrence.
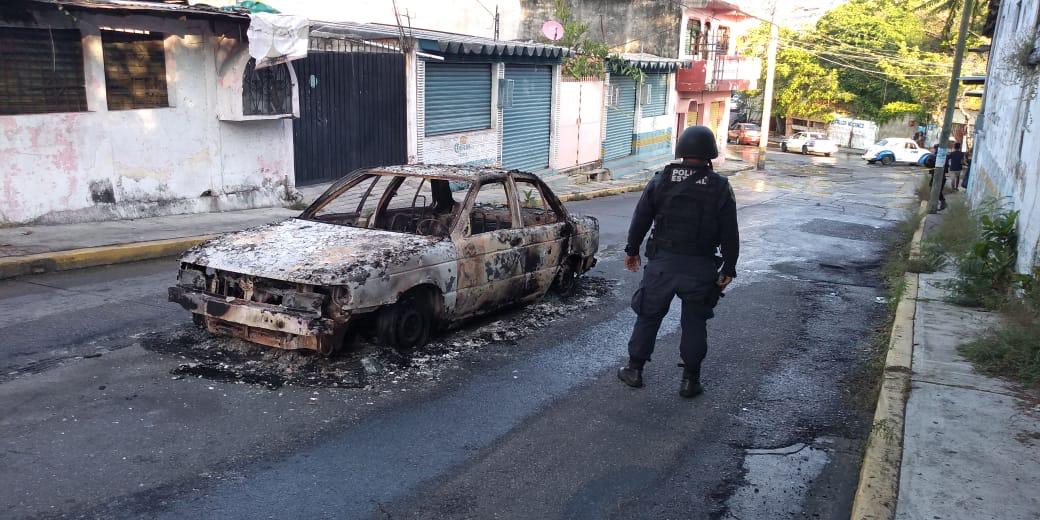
[144,277,616,390]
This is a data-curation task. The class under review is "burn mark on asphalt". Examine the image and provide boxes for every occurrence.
[798,219,885,242]
[143,277,618,391]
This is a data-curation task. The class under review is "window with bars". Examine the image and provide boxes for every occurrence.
[242,58,293,116]
[0,28,88,115]
[685,20,702,57]
[101,30,169,110]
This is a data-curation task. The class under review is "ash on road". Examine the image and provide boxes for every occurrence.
[0,151,922,519]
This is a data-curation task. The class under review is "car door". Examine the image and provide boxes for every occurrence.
[790,132,805,148]
[899,141,921,163]
[514,176,569,300]
[451,178,529,318]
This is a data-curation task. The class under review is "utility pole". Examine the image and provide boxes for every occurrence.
[756,4,778,170]
[928,0,975,212]
[494,5,500,41]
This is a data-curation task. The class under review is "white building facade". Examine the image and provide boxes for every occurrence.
[0,1,298,226]
[967,0,1040,273]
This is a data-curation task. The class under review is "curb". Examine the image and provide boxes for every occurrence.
[0,235,213,280]
[2,166,757,280]
[850,200,928,520]
[556,163,753,203]
[557,182,649,202]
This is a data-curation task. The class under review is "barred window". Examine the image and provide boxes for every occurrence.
[242,58,293,116]
[101,30,169,110]
[0,28,87,115]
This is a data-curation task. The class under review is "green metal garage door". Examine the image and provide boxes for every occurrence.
[502,65,552,171]
[604,75,636,161]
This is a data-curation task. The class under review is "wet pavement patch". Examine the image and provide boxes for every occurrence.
[799,218,885,242]
[722,440,832,519]
[772,259,882,287]
[140,277,617,390]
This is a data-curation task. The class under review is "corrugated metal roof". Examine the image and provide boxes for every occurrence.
[617,52,687,72]
[18,0,249,20]
[309,21,571,60]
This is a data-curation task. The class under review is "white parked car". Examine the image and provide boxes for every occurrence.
[780,132,839,156]
[862,138,926,165]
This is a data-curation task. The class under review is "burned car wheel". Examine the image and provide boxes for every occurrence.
[377,290,435,350]
[552,259,581,297]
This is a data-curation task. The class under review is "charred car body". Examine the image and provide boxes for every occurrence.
[169,165,599,354]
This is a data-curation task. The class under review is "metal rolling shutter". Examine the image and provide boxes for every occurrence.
[502,65,552,171]
[642,72,667,117]
[603,75,636,161]
[425,62,492,136]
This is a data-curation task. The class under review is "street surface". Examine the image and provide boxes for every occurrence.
[0,149,922,519]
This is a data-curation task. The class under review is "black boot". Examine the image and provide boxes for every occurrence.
[679,364,703,398]
[617,358,645,388]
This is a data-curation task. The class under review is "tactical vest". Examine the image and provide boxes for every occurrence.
[648,163,726,258]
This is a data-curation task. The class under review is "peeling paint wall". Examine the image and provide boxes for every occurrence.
[0,11,295,226]
[967,0,1040,273]
[423,130,500,167]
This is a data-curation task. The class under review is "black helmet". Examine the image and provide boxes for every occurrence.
[675,125,719,160]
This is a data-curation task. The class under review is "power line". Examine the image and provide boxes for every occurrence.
[778,36,955,68]
[782,42,954,77]
[780,35,949,62]
[472,0,494,15]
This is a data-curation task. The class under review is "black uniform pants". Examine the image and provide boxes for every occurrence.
[627,257,718,369]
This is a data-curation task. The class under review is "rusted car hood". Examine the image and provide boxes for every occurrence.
[180,219,452,286]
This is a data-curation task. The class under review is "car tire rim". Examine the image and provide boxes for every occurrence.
[397,308,425,346]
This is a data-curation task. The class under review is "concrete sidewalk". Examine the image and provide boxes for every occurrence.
[0,159,752,279]
[853,203,1040,520]
[896,267,1040,519]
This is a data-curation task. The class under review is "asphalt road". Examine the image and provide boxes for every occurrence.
[0,150,923,519]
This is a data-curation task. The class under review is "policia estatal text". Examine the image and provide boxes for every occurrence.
[617,125,739,398]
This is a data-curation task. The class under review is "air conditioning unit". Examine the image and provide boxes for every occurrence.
[498,78,515,108]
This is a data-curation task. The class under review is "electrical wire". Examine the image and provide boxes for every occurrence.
[781,42,955,77]
[778,36,955,68]
[777,34,952,67]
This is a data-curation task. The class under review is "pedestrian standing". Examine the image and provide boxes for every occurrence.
[617,126,739,398]
[948,143,965,192]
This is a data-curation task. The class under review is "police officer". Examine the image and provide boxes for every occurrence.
[617,125,739,398]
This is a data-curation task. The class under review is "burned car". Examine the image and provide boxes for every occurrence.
[169,165,599,354]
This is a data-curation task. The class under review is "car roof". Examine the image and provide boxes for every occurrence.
[363,164,538,182]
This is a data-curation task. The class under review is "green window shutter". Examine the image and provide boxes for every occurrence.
[425,62,492,136]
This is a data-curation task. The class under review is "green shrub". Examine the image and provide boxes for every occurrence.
[916,176,931,202]
[927,199,978,257]
[959,307,1040,388]
[881,210,924,311]
[908,240,947,273]
[947,209,1019,308]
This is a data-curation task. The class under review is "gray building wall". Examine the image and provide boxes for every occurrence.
[519,0,682,59]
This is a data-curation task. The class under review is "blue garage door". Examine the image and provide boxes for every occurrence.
[502,65,552,171]
[604,75,636,161]
[425,62,492,136]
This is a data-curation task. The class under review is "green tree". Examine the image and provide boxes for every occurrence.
[739,25,852,125]
[543,0,643,82]
[914,0,990,46]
